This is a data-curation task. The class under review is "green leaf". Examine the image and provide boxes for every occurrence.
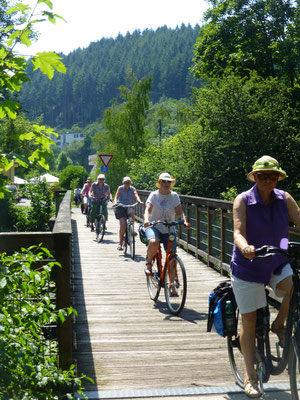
[0,277,7,289]
[32,52,67,80]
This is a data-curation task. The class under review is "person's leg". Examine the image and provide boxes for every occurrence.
[144,228,160,274]
[240,311,257,378]
[102,201,108,228]
[89,202,97,231]
[271,275,293,341]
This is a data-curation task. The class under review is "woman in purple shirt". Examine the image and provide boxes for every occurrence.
[231,155,300,397]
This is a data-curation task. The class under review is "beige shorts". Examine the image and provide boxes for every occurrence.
[231,263,293,314]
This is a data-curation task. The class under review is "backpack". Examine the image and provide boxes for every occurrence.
[207,281,237,337]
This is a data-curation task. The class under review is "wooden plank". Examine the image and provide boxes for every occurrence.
[71,206,289,392]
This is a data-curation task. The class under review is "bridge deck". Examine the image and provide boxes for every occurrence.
[71,205,288,397]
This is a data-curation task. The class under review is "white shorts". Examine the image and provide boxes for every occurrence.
[231,264,293,314]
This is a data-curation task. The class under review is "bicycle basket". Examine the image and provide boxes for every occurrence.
[138,224,148,245]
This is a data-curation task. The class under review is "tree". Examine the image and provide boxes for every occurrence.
[96,70,152,190]
[193,0,300,88]
[59,165,87,190]
[0,0,66,197]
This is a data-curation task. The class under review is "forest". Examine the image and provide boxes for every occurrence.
[20,24,201,128]
[1,0,300,202]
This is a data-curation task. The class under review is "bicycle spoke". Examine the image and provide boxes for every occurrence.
[164,255,187,315]
[146,257,161,301]
[129,223,135,259]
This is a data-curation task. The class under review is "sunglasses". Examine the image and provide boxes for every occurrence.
[160,180,171,184]
[124,181,131,184]
[256,172,279,181]
[98,178,104,181]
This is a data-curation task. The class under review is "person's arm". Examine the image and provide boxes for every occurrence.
[88,185,94,199]
[174,204,190,229]
[133,187,143,204]
[233,194,255,259]
[144,202,153,227]
[80,184,86,196]
[286,192,300,229]
[113,186,121,206]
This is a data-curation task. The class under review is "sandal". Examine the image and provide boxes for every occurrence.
[144,262,152,276]
[244,377,261,398]
[271,323,286,347]
[117,243,122,251]
[169,284,179,297]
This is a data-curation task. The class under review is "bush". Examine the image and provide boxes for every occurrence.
[59,165,88,190]
[0,245,91,399]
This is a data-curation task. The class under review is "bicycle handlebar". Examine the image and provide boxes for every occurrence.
[115,202,138,208]
[148,219,183,228]
[253,242,300,260]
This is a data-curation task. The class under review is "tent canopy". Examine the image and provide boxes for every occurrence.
[30,173,59,183]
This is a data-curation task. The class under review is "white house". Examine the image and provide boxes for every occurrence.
[52,132,85,150]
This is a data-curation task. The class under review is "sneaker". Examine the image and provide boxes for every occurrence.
[244,377,260,398]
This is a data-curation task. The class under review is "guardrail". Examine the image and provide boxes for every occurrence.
[0,190,72,369]
[136,190,300,276]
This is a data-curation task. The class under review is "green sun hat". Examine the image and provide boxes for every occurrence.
[247,155,287,182]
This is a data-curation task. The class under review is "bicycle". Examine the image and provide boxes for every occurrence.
[94,198,108,243]
[85,201,91,227]
[227,241,300,397]
[115,202,138,259]
[144,220,187,315]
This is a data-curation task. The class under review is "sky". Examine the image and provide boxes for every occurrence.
[18,0,209,56]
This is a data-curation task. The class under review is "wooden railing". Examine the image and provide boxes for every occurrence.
[136,190,300,276]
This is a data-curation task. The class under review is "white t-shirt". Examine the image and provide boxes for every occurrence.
[146,190,181,233]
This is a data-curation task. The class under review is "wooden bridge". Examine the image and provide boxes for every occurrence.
[71,205,291,400]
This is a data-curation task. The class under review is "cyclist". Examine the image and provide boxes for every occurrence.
[143,172,190,276]
[230,155,300,398]
[113,176,143,251]
[74,185,82,206]
[89,174,112,232]
[81,177,92,214]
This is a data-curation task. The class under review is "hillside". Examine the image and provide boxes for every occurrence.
[20,24,201,129]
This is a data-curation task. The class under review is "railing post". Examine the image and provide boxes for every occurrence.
[52,190,72,370]
[221,209,225,275]
[207,206,212,268]
[196,205,200,259]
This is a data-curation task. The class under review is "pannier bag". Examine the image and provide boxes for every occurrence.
[207,280,237,337]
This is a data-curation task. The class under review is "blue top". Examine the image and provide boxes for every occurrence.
[118,185,135,205]
[230,185,289,284]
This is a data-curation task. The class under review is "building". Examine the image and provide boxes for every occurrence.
[52,132,85,150]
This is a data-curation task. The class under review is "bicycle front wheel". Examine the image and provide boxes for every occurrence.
[164,255,187,315]
[123,228,128,255]
[227,309,246,388]
[96,214,105,243]
[128,223,135,259]
[289,337,300,399]
[147,257,161,301]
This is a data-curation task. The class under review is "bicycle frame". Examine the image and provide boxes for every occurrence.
[154,234,176,284]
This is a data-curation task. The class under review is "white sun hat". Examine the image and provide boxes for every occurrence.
[156,172,176,188]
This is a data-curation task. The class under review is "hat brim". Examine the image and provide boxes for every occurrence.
[156,179,176,189]
[247,169,287,182]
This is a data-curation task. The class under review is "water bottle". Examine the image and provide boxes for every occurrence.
[225,300,235,334]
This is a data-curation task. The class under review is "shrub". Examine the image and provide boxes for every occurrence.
[0,245,91,399]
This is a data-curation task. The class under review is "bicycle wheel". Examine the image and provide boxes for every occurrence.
[128,223,135,259]
[289,337,300,399]
[86,207,90,227]
[96,214,105,243]
[164,255,187,315]
[123,227,128,255]
[227,309,246,387]
[146,256,161,301]
[288,300,300,399]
